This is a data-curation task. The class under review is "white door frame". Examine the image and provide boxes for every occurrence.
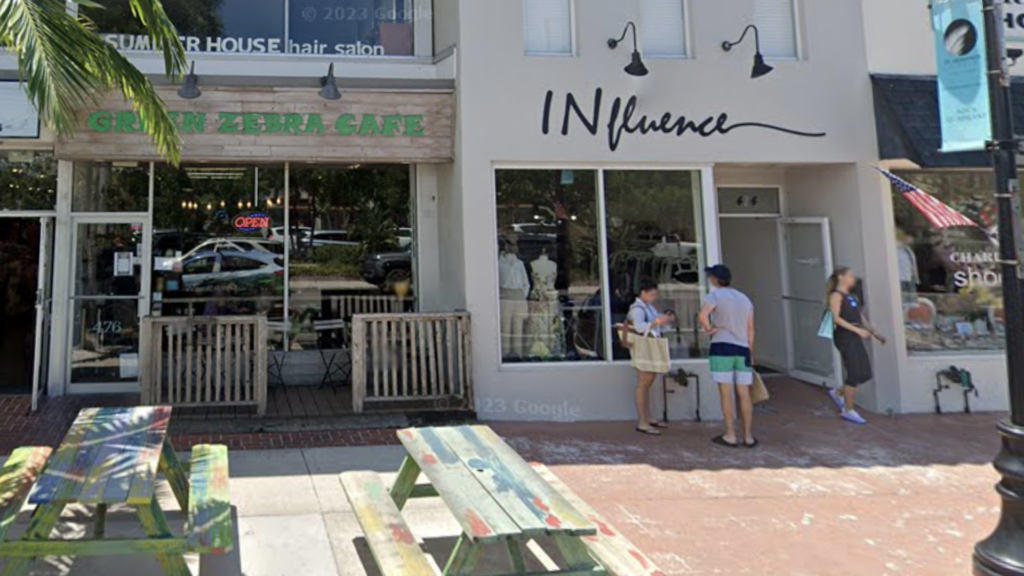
[65,214,151,393]
[777,217,843,387]
[31,216,55,411]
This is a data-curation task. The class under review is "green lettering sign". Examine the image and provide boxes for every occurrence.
[85,110,429,138]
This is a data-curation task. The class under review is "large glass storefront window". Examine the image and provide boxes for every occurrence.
[73,162,151,212]
[88,0,420,57]
[494,168,706,364]
[0,150,57,211]
[287,165,415,355]
[151,166,286,321]
[890,171,1003,354]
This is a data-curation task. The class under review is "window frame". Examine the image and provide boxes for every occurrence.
[638,0,692,60]
[753,0,803,62]
[522,0,577,57]
[490,163,718,369]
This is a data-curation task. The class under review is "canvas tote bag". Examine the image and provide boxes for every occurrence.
[752,371,770,404]
[619,319,670,374]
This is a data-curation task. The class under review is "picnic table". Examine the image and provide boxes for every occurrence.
[341,425,662,576]
[0,406,232,576]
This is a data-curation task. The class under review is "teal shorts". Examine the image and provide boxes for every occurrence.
[709,343,753,385]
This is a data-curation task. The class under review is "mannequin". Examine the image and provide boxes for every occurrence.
[896,230,919,307]
[498,241,529,359]
[526,249,563,358]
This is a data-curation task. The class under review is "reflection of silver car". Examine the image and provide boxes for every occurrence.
[181,251,284,292]
[305,230,359,248]
[183,237,283,258]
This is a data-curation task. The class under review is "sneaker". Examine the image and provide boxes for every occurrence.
[828,388,845,410]
[841,410,867,425]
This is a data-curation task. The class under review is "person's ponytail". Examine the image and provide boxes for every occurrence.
[826,267,852,299]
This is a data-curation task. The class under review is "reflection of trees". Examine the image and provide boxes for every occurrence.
[495,170,599,288]
[0,152,57,210]
[604,171,697,251]
[291,165,410,255]
[74,164,149,212]
[87,0,224,37]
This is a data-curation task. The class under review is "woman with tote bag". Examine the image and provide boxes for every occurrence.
[622,279,674,436]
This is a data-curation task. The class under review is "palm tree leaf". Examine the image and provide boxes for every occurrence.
[1,0,185,163]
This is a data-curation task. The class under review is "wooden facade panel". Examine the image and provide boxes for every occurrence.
[56,88,455,164]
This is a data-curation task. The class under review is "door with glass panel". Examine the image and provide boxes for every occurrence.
[68,218,148,389]
[779,218,842,387]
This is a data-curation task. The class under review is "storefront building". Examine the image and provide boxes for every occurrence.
[1,0,1007,421]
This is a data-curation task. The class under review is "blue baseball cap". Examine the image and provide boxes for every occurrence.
[705,265,732,283]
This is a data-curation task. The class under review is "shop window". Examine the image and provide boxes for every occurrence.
[287,165,415,362]
[87,0,417,57]
[753,0,798,59]
[523,0,573,55]
[640,0,688,57]
[890,171,1005,354]
[150,165,286,321]
[72,162,151,213]
[0,151,57,211]
[496,169,602,363]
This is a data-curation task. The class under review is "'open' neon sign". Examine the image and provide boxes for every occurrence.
[234,212,270,233]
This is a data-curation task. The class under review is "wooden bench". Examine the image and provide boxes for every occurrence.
[532,464,664,576]
[0,447,52,543]
[340,471,435,576]
[187,444,233,555]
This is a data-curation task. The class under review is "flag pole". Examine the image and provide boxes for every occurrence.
[974,1,1024,574]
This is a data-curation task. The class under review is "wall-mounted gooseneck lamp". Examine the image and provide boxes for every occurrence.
[177,62,201,99]
[722,24,774,79]
[607,21,649,77]
[318,63,342,100]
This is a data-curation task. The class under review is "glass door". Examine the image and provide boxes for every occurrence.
[68,218,149,389]
[31,217,54,410]
[779,218,842,387]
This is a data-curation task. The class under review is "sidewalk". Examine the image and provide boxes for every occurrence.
[0,380,1007,575]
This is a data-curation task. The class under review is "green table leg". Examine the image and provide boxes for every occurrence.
[159,438,190,511]
[389,455,422,510]
[553,535,602,572]
[136,497,191,576]
[443,534,483,576]
[506,539,528,573]
[94,504,108,539]
[0,504,65,576]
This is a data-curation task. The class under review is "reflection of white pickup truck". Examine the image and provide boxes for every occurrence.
[647,234,699,262]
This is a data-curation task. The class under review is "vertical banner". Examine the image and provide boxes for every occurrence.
[931,0,992,152]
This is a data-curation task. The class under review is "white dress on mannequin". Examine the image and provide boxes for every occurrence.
[498,250,530,358]
[526,253,562,358]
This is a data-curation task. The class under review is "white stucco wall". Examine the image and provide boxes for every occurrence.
[451,0,882,421]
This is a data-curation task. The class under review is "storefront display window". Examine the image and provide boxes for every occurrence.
[72,162,151,212]
[604,170,706,360]
[495,169,602,363]
[0,151,57,211]
[151,165,286,322]
[287,165,415,358]
[88,0,418,57]
[890,171,1004,354]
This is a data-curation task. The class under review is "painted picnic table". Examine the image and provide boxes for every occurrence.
[0,406,232,576]
[343,425,662,576]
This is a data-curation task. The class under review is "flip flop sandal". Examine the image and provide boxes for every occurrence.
[636,427,662,436]
[712,435,740,448]
[745,439,760,449]
[648,421,669,429]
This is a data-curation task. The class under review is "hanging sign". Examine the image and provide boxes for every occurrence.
[932,0,992,153]
[233,212,271,233]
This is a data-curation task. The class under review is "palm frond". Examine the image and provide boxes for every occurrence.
[0,0,186,163]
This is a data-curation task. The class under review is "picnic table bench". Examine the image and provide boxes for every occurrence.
[341,425,663,576]
[0,406,233,576]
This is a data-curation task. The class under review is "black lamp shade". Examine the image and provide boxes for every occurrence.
[751,52,774,79]
[177,63,201,99]
[319,64,343,100]
[625,51,649,77]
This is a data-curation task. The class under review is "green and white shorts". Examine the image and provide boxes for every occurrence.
[709,343,753,385]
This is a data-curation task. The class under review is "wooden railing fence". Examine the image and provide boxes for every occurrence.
[140,316,267,415]
[350,312,472,412]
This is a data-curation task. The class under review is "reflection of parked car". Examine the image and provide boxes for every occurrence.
[180,251,284,293]
[362,248,412,289]
[183,237,283,258]
[304,230,359,248]
[268,226,311,243]
[397,227,413,249]
[512,223,558,238]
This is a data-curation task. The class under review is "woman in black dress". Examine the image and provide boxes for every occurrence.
[826,267,887,425]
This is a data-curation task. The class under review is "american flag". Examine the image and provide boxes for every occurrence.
[876,167,979,229]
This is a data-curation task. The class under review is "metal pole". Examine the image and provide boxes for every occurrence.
[974,1,1024,574]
